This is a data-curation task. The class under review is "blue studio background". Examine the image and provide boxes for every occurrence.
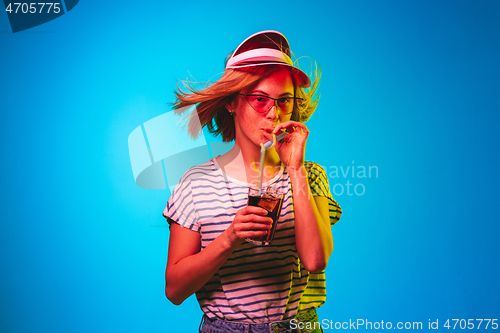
[1,1,499,332]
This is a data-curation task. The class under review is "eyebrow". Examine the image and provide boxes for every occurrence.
[249,90,294,97]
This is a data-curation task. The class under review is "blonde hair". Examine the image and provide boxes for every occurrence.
[173,63,321,142]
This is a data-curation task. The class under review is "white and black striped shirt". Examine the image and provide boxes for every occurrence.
[164,158,341,322]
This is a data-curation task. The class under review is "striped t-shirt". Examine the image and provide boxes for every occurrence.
[163,158,341,323]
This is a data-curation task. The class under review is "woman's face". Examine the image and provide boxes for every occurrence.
[230,67,295,148]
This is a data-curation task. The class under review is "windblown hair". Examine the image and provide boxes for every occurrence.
[173,63,321,142]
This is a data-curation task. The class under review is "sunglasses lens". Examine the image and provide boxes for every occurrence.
[245,95,294,114]
[246,95,273,113]
[277,98,292,112]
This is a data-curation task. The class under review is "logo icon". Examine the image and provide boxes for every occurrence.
[3,0,79,33]
[128,108,233,194]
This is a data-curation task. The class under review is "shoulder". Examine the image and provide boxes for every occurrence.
[304,161,325,171]
[303,162,342,225]
[166,159,215,201]
[163,158,219,230]
[304,161,328,181]
[171,158,227,194]
[177,158,218,185]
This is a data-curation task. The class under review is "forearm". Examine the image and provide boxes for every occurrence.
[289,166,333,273]
[166,230,237,305]
[166,205,271,305]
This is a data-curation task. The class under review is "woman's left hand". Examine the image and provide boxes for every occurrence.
[272,121,309,170]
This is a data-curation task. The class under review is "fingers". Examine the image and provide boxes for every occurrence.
[226,206,277,246]
[272,122,309,140]
[272,121,309,134]
[231,227,270,241]
[238,211,273,226]
[229,205,278,244]
[244,206,268,216]
[238,214,273,225]
[233,230,269,240]
[234,206,273,230]
[232,215,273,241]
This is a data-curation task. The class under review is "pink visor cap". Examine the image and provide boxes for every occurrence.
[225,30,311,88]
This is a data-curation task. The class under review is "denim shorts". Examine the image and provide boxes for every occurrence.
[199,308,324,333]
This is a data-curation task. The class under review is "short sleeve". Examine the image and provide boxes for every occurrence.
[305,162,342,225]
[163,176,201,232]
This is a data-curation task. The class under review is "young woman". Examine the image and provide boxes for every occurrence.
[163,30,342,333]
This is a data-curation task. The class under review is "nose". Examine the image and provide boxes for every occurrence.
[266,101,280,121]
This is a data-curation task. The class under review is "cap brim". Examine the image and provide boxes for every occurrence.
[226,30,311,88]
[291,67,311,88]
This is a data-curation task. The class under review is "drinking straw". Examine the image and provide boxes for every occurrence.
[257,144,266,196]
[263,131,288,149]
[256,131,290,196]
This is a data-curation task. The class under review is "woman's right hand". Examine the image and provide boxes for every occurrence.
[224,206,273,248]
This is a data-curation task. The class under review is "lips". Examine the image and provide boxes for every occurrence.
[260,128,274,142]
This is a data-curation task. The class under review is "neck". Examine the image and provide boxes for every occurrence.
[217,143,282,186]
